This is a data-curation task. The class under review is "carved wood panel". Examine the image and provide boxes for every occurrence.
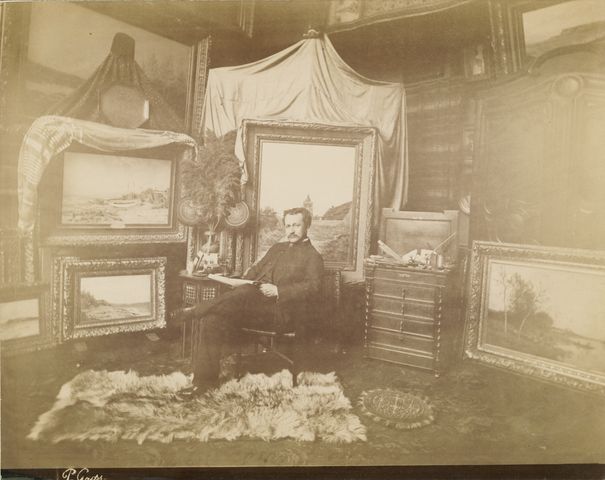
[569,87,605,249]
[473,71,605,250]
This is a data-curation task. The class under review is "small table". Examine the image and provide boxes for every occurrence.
[177,271,226,357]
[180,270,225,306]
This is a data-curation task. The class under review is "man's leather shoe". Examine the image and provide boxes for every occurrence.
[179,380,219,398]
[178,385,200,398]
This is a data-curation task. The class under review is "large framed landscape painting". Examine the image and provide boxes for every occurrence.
[56,257,166,340]
[39,147,184,245]
[465,241,605,395]
[241,120,377,280]
[15,1,191,124]
[256,142,356,262]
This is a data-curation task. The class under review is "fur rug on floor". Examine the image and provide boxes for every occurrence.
[28,369,366,444]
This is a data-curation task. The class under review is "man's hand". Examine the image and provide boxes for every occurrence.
[259,283,278,298]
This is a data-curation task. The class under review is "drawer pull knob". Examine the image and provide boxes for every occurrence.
[399,320,404,332]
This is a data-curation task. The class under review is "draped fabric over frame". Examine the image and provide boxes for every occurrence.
[47,33,185,132]
[199,34,408,210]
[17,115,197,233]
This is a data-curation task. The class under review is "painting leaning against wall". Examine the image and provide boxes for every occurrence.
[56,256,166,340]
[484,260,605,375]
[465,241,605,395]
[0,297,40,341]
[242,120,376,280]
[0,284,53,354]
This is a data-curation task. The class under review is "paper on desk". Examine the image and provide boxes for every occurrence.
[207,274,258,288]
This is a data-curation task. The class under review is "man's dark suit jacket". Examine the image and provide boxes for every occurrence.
[243,238,324,331]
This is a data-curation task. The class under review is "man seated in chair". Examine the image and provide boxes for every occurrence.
[187,207,324,393]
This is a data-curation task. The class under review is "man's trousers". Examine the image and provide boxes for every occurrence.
[191,284,279,385]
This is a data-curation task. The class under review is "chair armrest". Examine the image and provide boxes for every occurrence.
[169,306,198,325]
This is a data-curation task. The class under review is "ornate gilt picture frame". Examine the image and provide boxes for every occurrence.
[53,256,166,340]
[239,120,377,281]
[38,144,186,246]
[464,241,605,395]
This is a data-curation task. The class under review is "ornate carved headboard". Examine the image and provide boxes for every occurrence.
[472,46,605,250]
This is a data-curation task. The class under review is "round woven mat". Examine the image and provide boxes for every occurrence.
[358,388,435,430]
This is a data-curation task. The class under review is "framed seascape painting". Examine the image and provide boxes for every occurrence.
[54,256,166,340]
[240,120,377,281]
[465,241,605,395]
[39,146,185,245]
[0,284,54,355]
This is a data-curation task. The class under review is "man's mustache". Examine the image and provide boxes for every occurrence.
[288,233,298,238]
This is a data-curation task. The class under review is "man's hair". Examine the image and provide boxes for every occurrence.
[283,207,312,229]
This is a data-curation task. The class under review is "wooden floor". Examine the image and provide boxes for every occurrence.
[2,328,604,474]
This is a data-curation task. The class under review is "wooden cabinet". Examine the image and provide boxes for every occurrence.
[364,260,461,376]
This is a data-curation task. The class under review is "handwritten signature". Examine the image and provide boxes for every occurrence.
[62,468,105,480]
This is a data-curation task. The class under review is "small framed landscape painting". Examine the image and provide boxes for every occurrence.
[0,284,53,355]
[56,256,166,340]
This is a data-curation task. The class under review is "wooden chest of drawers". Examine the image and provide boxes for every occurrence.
[364,260,461,376]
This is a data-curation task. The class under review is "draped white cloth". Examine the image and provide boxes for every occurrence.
[17,115,197,233]
[199,34,407,210]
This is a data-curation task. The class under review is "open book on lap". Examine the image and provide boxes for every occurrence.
[207,274,259,288]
